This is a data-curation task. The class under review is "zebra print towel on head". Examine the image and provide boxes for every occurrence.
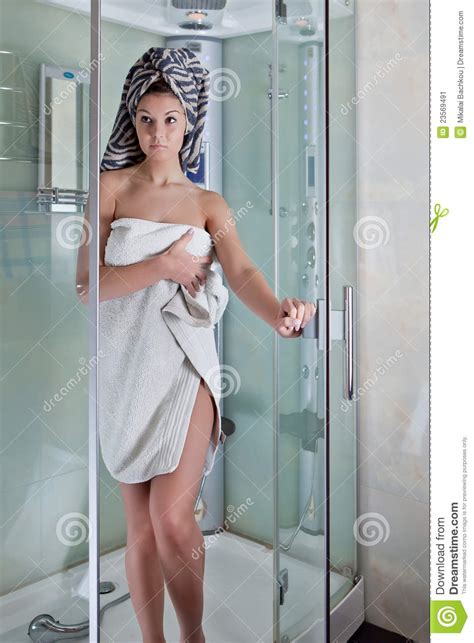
[100,47,210,175]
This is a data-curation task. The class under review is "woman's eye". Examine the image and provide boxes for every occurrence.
[141,116,151,123]
[167,116,177,124]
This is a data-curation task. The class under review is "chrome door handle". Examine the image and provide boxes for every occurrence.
[344,286,354,400]
[301,290,354,400]
[302,301,319,339]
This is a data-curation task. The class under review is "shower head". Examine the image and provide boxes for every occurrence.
[284,1,318,36]
[167,0,227,30]
[172,0,226,8]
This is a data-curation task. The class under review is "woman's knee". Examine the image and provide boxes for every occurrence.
[152,509,196,553]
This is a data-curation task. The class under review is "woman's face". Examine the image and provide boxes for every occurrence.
[135,92,187,163]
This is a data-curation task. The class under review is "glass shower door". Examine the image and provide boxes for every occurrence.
[0,1,98,640]
[272,1,328,641]
[327,0,358,625]
[273,1,358,641]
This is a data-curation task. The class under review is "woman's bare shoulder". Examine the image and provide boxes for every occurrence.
[100,168,137,205]
[199,188,229,216]
[198,189,232,231]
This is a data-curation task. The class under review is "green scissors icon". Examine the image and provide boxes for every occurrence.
[430,203,449,233]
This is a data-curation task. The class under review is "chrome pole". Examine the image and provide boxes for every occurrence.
[89,1,101,640]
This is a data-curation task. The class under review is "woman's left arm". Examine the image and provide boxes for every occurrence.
[204,192,317,338]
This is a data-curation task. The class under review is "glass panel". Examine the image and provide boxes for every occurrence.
[97,18,166,643]
[328,0,358,622]
[96,19,276,643]
[0,0,94,639]
[274,1,328,640]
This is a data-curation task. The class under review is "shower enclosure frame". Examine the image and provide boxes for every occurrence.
[272,1,362,641]
[271,2,330,639]
[88,1,101,641]
[81,1,362,641]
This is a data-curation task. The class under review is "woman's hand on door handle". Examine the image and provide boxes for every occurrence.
[273,298,317,338]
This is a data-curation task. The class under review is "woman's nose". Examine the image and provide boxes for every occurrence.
[151,128,165,140]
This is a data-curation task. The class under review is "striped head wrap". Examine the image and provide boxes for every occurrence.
[100,47,210,175]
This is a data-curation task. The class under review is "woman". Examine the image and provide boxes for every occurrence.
[77,48,316,643]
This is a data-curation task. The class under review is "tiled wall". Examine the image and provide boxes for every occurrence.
[355,1,429,641]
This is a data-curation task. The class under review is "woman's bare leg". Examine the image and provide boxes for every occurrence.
[119,479,166,643]
[149,377,216,643]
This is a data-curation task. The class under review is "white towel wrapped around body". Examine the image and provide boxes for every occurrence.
[98,217,229,483]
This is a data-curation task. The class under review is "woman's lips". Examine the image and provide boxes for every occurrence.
[151,144,166,148]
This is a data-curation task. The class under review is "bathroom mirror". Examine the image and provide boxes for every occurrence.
[38,63,89,211]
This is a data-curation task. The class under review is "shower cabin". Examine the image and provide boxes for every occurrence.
[0,0,361,641]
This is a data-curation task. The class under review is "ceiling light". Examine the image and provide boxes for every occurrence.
[187,9,208,21]
[294,17,310,28]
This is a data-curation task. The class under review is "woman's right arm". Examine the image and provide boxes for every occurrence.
[76,171,170,304]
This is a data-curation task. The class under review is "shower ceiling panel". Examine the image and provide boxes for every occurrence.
[35,0,352,38]
[35,0,271,37]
